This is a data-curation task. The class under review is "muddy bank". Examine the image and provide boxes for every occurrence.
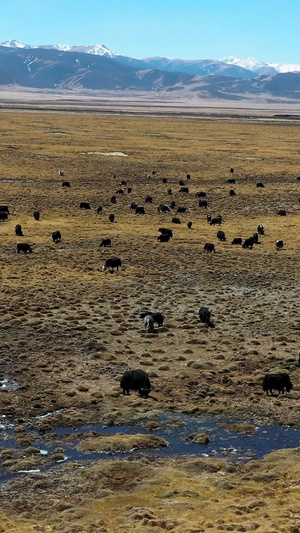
[1,447,300,532]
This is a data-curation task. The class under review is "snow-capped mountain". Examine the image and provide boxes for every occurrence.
[0,44,300,102]
[222,56,278,76]
[222,56,300,75]
[269,62,300,73]
[0,40,118,58]
[1,39,31,49]
[1,40,299,77]
[38,43,118,58]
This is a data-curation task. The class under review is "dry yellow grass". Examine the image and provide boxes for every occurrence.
[1,110,300,532]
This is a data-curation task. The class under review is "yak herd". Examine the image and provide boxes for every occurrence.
[0,167,294,402]
[120,368,293,399]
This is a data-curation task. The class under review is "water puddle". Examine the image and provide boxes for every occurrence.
[1,364,19,391]
[0,377,18,391]
[1,412,300,484]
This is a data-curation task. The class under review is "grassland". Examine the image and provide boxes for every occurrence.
[1,111,300,532]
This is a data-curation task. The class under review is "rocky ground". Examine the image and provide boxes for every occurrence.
[0,111,300,532]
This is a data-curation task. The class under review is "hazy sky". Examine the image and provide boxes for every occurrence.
[2,0,299,63]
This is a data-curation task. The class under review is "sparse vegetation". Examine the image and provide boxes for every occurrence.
[1,110,300,532]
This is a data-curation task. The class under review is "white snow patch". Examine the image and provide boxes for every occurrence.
[18,469,41,474]
[80,151,128,157]
[56,455,68,463]
[35,409,65,420]
[39,449,48,455]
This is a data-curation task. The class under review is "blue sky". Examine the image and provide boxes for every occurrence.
[1,0,299,63]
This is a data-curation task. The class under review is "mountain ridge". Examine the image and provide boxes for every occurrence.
[2,39,299,77]
[0,44,300,102]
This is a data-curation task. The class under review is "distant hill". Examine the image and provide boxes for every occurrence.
[2,39,300,79]
[0,46,300,101]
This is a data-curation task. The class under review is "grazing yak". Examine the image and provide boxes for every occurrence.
[62,181,70,188]
[276,240,284,251]
[109,214,115,223]
[199,306,214,327]
[230,168,234,174]
[80,202,90,210]
[263,373,293,396]
[145,195,153,203]
[0,205,9,214]
[103,257,121,272]
[120,369,151,397]
[140,311,164,327]
[144,314,155,333]
[179,180,185,186]
[0,211,8,222]
[127,187,132,194]
[120,180,127,185]
[158,228,173,238]
[242,236,254,249]
[167,188,172,195]
[227,178,235,184]
[229,189,236,196]
[217,230,226,241]
[252,233,260,244]
[130,202,138,211]
[204,243,215,252]
[187,221,192,229]
[158,233,171,242]
[58,170,64,176]
[97,205,103,214]
[52,231,61,243]
[135,206,145,215]
[100,238,111,247]
[111,196,117,204]
[257,223,265,235]
[199,200,208,208]
[206,214,212,223]
[232,237,242,245]
[172,217,181,224]
[186,174,191,179]
[116,188,124,194]
[17,243,32,254]
[177,206,189,214]
[277,209,286,216]
[210,215,222,226]
[15,224,23,236]
[195,191,206,198]
[158,204,170,213]
[170,201,176,209]
[256,182,264,188]
[33,210,40,221]
[179,187,189,193]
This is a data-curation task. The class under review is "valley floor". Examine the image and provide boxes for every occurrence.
[0,110,300,532]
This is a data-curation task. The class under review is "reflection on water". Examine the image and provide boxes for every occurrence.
[1,412,300,483]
